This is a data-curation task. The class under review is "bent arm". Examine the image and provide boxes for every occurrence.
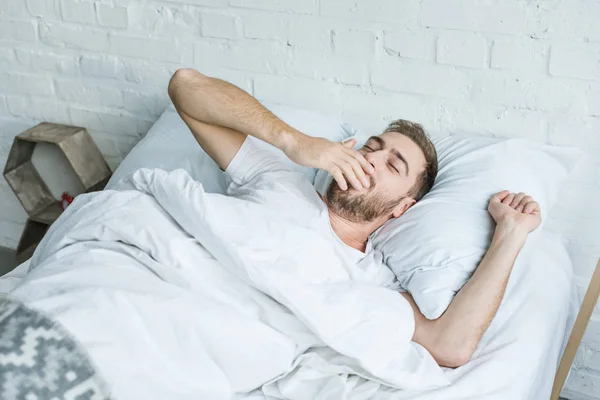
[167,68,373,190]
[404,222,528,368]
[168,68,299,171]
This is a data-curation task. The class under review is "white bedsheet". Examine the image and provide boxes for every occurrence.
[1,169,575,399]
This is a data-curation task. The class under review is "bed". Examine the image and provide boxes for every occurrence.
[0,105,579,400]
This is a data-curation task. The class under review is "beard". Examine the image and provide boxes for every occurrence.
[325,176,404,224]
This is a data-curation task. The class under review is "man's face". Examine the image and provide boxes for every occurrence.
[325,132,426,224]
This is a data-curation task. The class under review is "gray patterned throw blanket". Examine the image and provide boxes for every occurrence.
[0,297,112,400]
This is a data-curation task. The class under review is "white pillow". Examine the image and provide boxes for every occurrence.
[315,134,582,320]
[106,102,355,191]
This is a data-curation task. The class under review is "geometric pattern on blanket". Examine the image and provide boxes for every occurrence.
[0,297,112,400]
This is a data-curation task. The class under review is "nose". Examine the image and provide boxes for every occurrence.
[364,151,381,172]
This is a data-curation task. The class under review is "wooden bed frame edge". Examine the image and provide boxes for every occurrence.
[551,258,600,400]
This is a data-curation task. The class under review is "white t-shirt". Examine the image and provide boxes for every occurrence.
[224,137,400,290]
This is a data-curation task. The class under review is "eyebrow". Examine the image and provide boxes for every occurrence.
[366,136,410,175]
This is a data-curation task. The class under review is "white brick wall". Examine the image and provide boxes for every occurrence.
[0,1,598,398]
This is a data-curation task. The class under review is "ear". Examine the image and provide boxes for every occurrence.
[391,197,416,219]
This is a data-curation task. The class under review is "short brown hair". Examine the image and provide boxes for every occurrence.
[383,120,438,201]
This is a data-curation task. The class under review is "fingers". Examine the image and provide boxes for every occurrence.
[343,145,374,174]
[342,138,357,149]
[344,156,371,188]
[330,166,347,191]
[495,190,541,215]
[524,200,540,215]
[332,140,374,190]
[337,160,364,191]
[510,192,526,208]
[491,190,510,203]
[502,193,515,205]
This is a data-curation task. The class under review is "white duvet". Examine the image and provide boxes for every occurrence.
[7,168,450,399]
[4,168,574,400]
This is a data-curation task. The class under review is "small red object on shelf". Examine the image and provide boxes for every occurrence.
[61,192,74,210]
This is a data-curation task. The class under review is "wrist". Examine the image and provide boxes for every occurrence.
[278,128,303,155]
[493,221,529,244]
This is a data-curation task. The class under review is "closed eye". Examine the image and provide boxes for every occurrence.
[388,162,399,173]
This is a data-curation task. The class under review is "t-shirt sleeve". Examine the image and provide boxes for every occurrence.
[224,136,294,188]
[223,137,320,213]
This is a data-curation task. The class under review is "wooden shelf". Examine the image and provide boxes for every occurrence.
[3,122,112,263]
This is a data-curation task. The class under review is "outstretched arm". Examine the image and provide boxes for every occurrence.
[405,190,541,368]
[167,68,373,190]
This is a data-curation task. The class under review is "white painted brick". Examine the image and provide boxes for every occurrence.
[6,95,69,123]
[0,220,25,249]
[40,22,109,52]
[340,86,436,135]
[137,120,155,136]
[229,0,315,14]
[0,73,54,97]
[437,31,487,69]
[242,14,287,41]
[575,345,592,369]
[332,29,375,56]
[201,12,238,39]
[0,0,29,17]
[96,4,128,29]
[372,60,471,100]
[109,34,181,63]
[526,0,600,43]
[288,17,331,50]
[253,75,342,115]
[26,0,60,19]
[194,40,287,74]
[587,85,600,117]
[565,368,600,398]
[383,29,435,61]
[55,78,124,108]
[80,55,120,79]
[439,101,546,141]
[491,38,548,72]
[69,107,151,137]
[60,0,95,24]
[420,1,526,34]
[15,49,79,75]
[321,0,419,25]
[562,388,600,400]
[122,59,176,85]
[0,20,37,41]
[87,132,120,157]
[550,43,600,81]
[0,96,7,116]
[163,0,229,5]
[123,91,169,118]
[127,3,200,37]
[472,73,586,113]
[285,47,369,86]
[0,184,27,224]
[0,47,16,69]
[0,118,32,140]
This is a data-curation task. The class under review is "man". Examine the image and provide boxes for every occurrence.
[167,68,541,369]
